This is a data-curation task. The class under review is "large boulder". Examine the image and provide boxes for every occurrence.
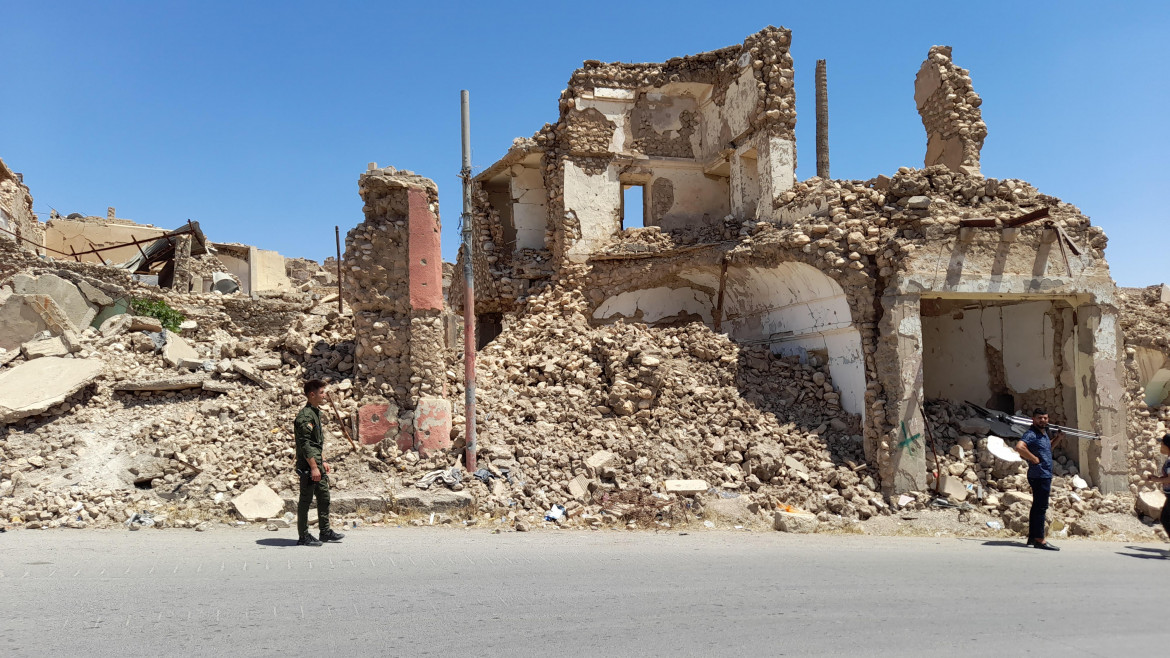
[231,483,285,521]
[774,510,819,533]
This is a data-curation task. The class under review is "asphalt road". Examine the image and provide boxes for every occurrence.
[1,527,1167,657]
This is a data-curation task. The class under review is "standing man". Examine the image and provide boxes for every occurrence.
[294,379,345,547]
[1015,408,1062,551]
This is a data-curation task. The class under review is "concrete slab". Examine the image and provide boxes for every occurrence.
[0,357,103,423]
[233,361,274,389]
[664,479,709,495]
[938,474,968,501]
[114,375,206,392]
[201,380,236,394]
[585,450,616,471]
[1136,490,1165,519]
[22,274,96,329]
[0,294,76,351]
[162,330,199,367]
[21,336,69,360]
[231,483,285,520]
[129,316,163,332]
[393,489,473,511]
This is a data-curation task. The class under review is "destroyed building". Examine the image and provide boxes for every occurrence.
[448,28,1128,496]
[2,26,1168,536]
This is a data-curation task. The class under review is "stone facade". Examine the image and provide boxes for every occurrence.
[915,46,987,176]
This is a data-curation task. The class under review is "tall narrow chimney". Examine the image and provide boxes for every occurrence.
[815,59,829,179]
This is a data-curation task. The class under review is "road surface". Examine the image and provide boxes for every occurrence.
[1,527,1167,656]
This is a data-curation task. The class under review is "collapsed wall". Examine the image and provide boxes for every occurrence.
[915,46,986,175]
[0,157,43,253]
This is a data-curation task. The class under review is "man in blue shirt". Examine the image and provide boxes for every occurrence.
[1015,408,1063,551]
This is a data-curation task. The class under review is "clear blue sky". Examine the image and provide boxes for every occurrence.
[4,1,1167,286]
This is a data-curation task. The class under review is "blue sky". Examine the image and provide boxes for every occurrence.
[3,1,1167,286]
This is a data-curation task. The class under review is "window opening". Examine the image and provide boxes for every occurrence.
[621,185,645,230]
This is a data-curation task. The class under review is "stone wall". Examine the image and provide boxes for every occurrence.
[915,46,987,176]
[0,157,42,254]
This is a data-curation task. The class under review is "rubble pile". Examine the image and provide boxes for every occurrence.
[0,262,379,530]
[428,282,883,528]
[920,400,1133,536]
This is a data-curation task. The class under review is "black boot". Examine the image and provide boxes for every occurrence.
[297,533,322,547]
[319,529,345,543]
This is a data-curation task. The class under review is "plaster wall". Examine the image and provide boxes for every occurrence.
[921,301,1056,406]
[250,248,294,293]
[575,90,634,152]
[564,160,621,261]
[593,286,713,325]
[730,150,761,218]
[698,66,757,161]
[755,136,796,214]
[44,219,168,265]
[215,249,251,295]
[648,165,729,231]
[510,166,547,251]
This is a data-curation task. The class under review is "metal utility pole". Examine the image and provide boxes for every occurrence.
[816,59,830,179]
[335,226,343,315]
[460,90,477,472]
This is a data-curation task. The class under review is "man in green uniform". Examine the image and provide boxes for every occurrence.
[294,379,345,546]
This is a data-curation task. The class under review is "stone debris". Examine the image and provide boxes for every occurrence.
[231,483,285,521]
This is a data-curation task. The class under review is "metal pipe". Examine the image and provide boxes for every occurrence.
[460,89,477,472]
[335,226,343,315]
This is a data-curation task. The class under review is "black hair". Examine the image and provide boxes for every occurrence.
[1162,434,1170,450]
[304,379,326,395]
[1032,408,1047,417]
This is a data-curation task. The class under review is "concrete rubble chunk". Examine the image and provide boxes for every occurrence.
[937,474,968,501]
[567,474,591,499]
[21,336,69,360]
[958,418,991,436]
[161,330,199,367]
[1003,490,1033,506]
[231,483,285,520]
[0,357,103,423]
[393,490,474,511]
[664,479,708,495]
[1160,283,1170,305]
[99,313,132,338]
[114,375,206,392]
[129,316,163,333]
[254,357,281,371]
[0,294,76,351]
[16,274,97,330]
[74,279,114,307]
[773,510,819,533]
[233,361,274,389]
[1136,490,1165,519]
[585,450,617,470]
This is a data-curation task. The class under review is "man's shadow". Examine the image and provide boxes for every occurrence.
[1116,545,1168,560]
[979,540,1029,548]
[255,538,299,548]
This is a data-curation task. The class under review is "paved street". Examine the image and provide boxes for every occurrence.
[1,527,1167,656]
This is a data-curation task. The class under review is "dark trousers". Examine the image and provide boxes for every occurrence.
[1027,477,1052,541]
[297,472,331,537]
[1161,496,1170,538]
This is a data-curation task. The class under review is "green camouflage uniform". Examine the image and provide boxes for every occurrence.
[294,404,331,537]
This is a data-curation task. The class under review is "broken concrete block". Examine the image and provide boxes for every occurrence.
[773,510,819,533]
[784,456,809,473]
[0,294,76,351]
[585,449,616,471]
[233,361,274,389]
[938,474,968,501]
[0,348,19,368]
[129,316,163,333]
[1003,490,1033,506]
[162,331,199,367]
[114,375,206,392]
[254,357,281,371]
[231,483,285,521]
[567,474,591,499]
[74,279,114,307]
[21,336,69,360]
[1136,490,1165,519]
[99,313,132,338]
[0,357,103,423]
[60,329,82,353]
[664,479,708,495]
[178,358,212,371]
[414,396,452,457]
